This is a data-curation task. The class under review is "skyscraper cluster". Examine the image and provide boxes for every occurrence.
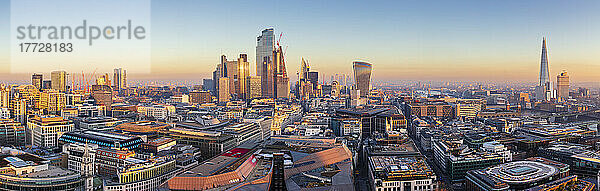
[214,28,290,102]
[214,54,251,102]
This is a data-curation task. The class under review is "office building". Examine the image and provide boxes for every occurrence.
[0,152,83,190]
[59,130,143,150]
[369,156,438,191]
[307,71,319,89]
[91,84,113,110]
[27,115,74,148]
[353,61,372,97]
[31,73,43,90]
[63,143,98,175]
[104,156,177,191]
[51,70,67,92]
[189,91,212,104]
[256,28,274,97]
[39,89,66,114]
[465,157,577,191]
[433,139,504,183]
[115,121,169,136]
[137,105,175,120]
[237,54,250,99]
[410,102,455,118]
[72,116,125,131]
[300,57,310,81]
[336,106,407,138]
[94,147,135,176]
[161,126,237,158]
[202,79,215,93]
[246,76,262,99]
[0,118,26,146]
[218,77,230,102]
[557,71,569,102]
[333,118,362,136]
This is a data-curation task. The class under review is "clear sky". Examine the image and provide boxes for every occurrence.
[1,0,599,83]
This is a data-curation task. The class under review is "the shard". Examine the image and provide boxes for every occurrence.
[539,37,550,86]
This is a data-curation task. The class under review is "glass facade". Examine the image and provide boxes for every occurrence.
[353,61,372,97]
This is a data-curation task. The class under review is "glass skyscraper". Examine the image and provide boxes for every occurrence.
[539,37,550,86]
[256,28,274,97]
[353,61,372,97]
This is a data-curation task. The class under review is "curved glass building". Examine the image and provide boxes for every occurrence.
[353,61,372,97]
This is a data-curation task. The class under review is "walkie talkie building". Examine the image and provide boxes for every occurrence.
[353,61,372,97]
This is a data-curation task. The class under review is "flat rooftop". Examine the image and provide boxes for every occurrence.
[370,156,434,180]
[61,130,139,144]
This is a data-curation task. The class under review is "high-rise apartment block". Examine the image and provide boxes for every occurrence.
[113,68,127,91]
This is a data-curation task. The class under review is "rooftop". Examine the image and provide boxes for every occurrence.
[370,156,434,181]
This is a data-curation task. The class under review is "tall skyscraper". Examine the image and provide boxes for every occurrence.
[237,54,250,99]
[263,56,275,97]
[224,56,238,95]
[213,55,227,97]
[300,58,309,81]
[32,73,43,90]
[539,37,550,86]
[256,28,274,97]
[535,38,554,101]
[273,45,289,99]
[296,58,313,100]
[556,71,569,102]
[51,71,67,92]
[113,68,127,90]
[353,61,372,97]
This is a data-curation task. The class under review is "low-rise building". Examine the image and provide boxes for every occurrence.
[0,153,83,190]
[27,115,73,148]
[465,157,587,191]
[369,156,438,191]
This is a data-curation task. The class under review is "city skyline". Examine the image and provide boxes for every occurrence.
[1,1,600,191]
[0,0,599,83]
